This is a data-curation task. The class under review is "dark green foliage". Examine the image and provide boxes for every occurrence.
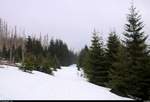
[34,55,43,71]
[84,30,108,86]
[21,54,35,72]
[1,3,149,100]
[77,45,89,71]
[41,57,53,75]
[48,39,77,66]
[68,50,77,66]
[52,55,60,71]
[123,5,150,100]
[17,36,76,74]
[106,32,121,87]
[25,36,43,57]
[109,45,130,97]
[25,36,33,54]
[106,31,120,66]
[76,4,150,100]
[108,4,150,100]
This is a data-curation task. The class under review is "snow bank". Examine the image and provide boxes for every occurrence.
[0,64,131,100]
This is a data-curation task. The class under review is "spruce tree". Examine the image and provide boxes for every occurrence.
[123,4,150,100]
[41,57,53,75]
[106,31,121,87]
[77,45,89,70]
[21,54,35,72]
[109,45,130,97]
[53,55,60,71]
[25,36,33,54]
[85,30,108,86]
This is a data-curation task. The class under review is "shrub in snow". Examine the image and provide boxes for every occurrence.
[41,58,53,75]
[20,55,35,72]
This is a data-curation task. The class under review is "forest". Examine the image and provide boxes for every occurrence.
[0,3,150,101]
[0,18,77,74]
[77,4,150,100]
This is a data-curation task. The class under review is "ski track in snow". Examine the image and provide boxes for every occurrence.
[0,64,132,100]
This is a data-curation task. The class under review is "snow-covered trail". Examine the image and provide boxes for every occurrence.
[0,64,131,100]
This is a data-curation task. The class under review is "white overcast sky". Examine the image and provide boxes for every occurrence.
[0,0,149,51]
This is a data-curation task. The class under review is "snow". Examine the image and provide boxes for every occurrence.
[0,64,132,100]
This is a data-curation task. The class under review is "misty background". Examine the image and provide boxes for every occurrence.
[0,0,149,51]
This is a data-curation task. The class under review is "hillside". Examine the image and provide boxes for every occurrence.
[0,64,131,100]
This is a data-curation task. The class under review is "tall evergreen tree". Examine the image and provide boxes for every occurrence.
[109,45,130,97]
[106,31,121,87]
[77,45,89,71]
[25,36,33,54]
[52,55,60,71]
[123,4,150,100]
[85,30,108,86]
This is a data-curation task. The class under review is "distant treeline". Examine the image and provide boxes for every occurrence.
[77,4,150,100]
[0,18,77,74]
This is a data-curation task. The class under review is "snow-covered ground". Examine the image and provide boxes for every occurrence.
[0,64,131,100]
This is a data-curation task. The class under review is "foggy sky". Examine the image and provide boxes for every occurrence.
[0,0,149,51]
